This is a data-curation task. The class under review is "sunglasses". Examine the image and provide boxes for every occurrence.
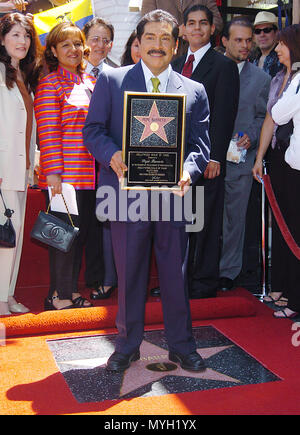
[254,27,275,35]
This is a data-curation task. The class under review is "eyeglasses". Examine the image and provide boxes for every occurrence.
[88,36,111,45]
[254,27,275,35]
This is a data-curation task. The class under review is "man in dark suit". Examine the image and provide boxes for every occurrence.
[83,9,211,372]
[172,4,239,299]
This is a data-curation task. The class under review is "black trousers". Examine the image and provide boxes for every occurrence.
[269,146,300,311]
[188,174,225,294]
[45,189,104,300]
[110,220,195,356]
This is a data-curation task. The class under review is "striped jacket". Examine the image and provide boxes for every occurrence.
[34,66,96,190]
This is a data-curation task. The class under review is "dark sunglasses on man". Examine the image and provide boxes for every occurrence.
[254,26,276,35]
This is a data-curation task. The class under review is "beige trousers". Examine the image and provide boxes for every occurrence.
[0,186,28,302]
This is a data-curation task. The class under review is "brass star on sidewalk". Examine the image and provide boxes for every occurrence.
[59,340,241,398]
[134,101,175,143]
[120,341,240,397]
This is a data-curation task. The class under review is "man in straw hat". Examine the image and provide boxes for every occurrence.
[244,11,282,295]
[250,11,282,78]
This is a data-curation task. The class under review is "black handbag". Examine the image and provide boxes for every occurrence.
[0,189,16,248]
[31,193,79,253]
[275,119,294,152]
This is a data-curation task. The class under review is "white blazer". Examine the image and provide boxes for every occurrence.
[272,71,300,171]
[0,62,37,191]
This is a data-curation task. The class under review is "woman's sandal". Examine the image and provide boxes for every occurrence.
[72,296,93,308]
[90,285,116,300]
[274,297,288,307]
[44,296,76,311]
[273,308,299,319]
[263,292,283,303]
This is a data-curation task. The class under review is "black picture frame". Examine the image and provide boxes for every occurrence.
[121,91,186,190]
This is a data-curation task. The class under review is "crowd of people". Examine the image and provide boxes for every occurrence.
[1,0,300,369]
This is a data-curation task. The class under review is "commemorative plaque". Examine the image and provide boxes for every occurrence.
[121,92,186,190]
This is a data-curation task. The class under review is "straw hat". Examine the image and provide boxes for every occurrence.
[253,11,278,28]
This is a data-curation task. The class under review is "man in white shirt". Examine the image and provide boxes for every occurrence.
[141,57,171,93]
[172,4,239,299]
[83,17,115,79]
[83,9,210,372]
[82,18,116,300]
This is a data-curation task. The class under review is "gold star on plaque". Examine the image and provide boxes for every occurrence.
[134,101,175,144]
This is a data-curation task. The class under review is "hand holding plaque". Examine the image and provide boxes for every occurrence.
[121,92,186,190]
[110,150,128,182]
[174,170,191,197]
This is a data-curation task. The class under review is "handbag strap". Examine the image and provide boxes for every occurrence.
[0,188,14,218]
[47,192,76,228]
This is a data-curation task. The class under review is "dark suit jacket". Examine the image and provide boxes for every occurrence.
[83,61,211,222]
[172,48,240,167]
[227,61,271,176]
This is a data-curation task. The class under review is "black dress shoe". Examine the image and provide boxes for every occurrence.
[169,351,206,372]
[106,350,140,372]
[218,277,234,291]
[150,286,161,297]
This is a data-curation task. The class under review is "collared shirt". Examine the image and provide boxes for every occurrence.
[237,61,246,74]
[85,59,114,77]
[34,65,96,190]
[186,42,219,166]
[186,42,211,72]
[250,47,282,78]
[188,43,218,165]
[141,59,172,93]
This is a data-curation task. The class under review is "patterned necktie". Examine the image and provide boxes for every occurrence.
[91,66,100,79]
[181,54,195,78]
[151,77,161,93]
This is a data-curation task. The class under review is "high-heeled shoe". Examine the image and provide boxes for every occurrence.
[8,301,30,313]
[273,308,299,319]
[90,285,116,300]
[44,296,76,311]
[72,296,93,308]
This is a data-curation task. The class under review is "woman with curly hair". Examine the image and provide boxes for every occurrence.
[34,22,99,310]
[0,13,42,316]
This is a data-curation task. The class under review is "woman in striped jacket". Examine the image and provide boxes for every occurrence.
[34,22,100,310]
